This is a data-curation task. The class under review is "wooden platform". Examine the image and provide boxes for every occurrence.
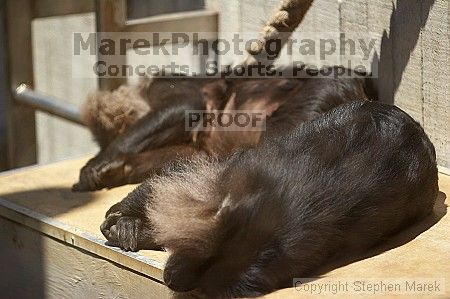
[0,157,449,298]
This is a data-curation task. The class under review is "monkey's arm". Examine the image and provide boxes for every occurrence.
[100,180,161,251]
[73,96,205,192]
[73,145,201,191]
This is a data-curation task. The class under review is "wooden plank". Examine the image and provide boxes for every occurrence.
[5,0,37,168]
[367,0,395,103]
[0,158,450,298]
[0,217,170,298]
[123,10,218,33]
[33,0,94,18]
[339,0,369,72]
[126,0,205,20]
[0,199,165,281]
[422,0,450,169]
[0,2,8,170]
[216,0,242,66]
[32,13,98,164]
[340,0,426,127]
[390,0,424,124]
[0,217,45,298]
[291,0,341,67]
[96,0,128,91]
[0,157,168,281]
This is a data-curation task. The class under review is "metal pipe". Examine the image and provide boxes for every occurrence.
[14,84,83,125]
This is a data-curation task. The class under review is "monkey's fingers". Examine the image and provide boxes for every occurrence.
[101,215,140,251]
[72,157,127,192]
[100,211,122,233]
[101,213,160,251]
[105,201,122,218]
[100,211,122,245]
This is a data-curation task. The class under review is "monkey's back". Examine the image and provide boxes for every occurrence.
[222,100,438,265]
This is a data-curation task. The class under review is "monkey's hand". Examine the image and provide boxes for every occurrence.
[100,202,159,251]
[72,153,128,192]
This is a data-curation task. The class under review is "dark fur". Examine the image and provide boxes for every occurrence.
[100,101,438,298]
[74,66,372,191]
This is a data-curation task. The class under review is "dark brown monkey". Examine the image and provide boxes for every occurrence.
[100,101,438,298]
[73,66,373,191]
[71,0,349,192]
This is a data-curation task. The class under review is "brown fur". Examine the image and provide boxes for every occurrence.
[82,83,150,148]
[74,67,371,192]
[101,102,438,298]
[147,158,224,255]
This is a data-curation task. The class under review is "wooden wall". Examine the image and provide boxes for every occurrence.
[207,0,450,170]
[33,1,449,170]
[33,13,98,165]
[0,217,170,298]
[126,0,204,19]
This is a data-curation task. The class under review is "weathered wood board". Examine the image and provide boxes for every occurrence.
[336,0,449,169]
[422,0,450,171]
[0,158,449,298]
[32,13,98,165]
[0,217,171,299]
[32,1,449,170]
[207,0,449,170]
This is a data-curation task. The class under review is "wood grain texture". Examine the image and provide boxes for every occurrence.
[32,13,98,165]
[338,0,369,73]
[338,0,448,168]
[5,0,37,168]
[0,157,449,298]
[96,0,128,91]
[422,0,450,169]
[327,0,429,119]
[216,0,243,66]
[291,0,340,67]
[0,217,170,299]
[367,0,395,103]
[0,157,168,272]
[390,0,424,124]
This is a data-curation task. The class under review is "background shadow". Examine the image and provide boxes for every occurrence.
[372,0,434,104]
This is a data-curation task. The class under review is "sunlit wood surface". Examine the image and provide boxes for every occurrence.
[0,157,448,298]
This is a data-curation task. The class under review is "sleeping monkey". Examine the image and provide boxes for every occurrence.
[100,101,438,298]
[73,66,373,191]
[73,0,319,192]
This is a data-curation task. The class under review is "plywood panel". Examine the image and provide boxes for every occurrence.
[390,0,424,124]
[0,217,170,299]
[422,0,450,169]
[367,0,395,103]
[0,217,45,298]
[0,158,168,273]
[339,0,427,119]
[218,0,243,66]
[32,13,98,165]
[291,0,340,67]
[1,158,449,298]
[339,0,370,73]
